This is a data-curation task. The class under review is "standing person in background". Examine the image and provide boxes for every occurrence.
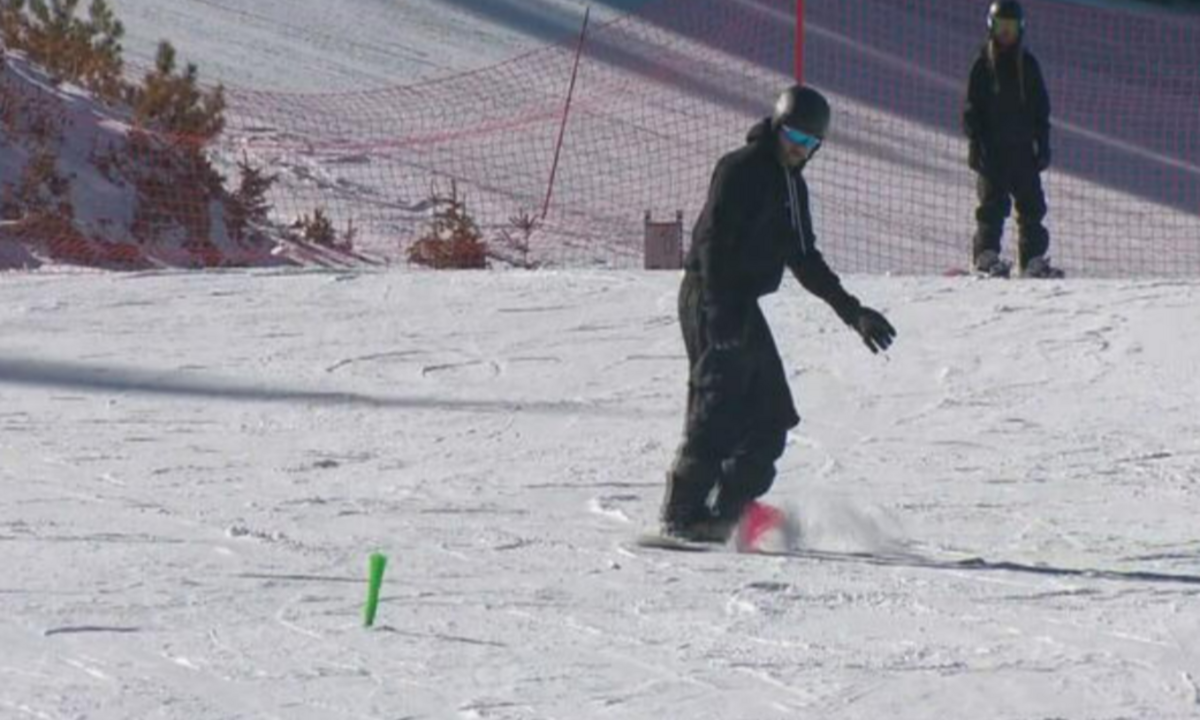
[964,0,1063,278]
[657,84,896,544]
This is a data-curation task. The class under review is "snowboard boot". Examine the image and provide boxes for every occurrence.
[679,489,747,544]
[662,511,738,544]
[658,484,751,545]
[973,249,1012,278]
[659,457,727,543]
[1020,255,1065,279]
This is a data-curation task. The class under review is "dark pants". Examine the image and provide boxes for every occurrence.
[665,273,800,523]
[973,149,1049,269]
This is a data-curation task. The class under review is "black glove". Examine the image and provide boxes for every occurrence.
[968,141,987,174]
[706,304,746,351]
[1035,140,1051,172]
[853,307,896,354]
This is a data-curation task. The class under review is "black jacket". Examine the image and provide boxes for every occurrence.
[963,42,1051,153]
[684,119,860,330]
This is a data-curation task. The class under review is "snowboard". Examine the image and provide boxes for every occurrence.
[635,501,802,554]
[633,532,719,552]
[944,261,1066,279]
[943,263,1011,279]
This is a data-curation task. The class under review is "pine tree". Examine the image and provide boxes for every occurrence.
[13,0,124,100]
[131,40,225,141]
[407,180,488,269]
[227,154,277,240]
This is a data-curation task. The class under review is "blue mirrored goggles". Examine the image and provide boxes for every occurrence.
[988,17,1022,35]
[781,125,822,151]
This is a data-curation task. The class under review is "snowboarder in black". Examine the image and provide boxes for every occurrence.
[659,85,897,543]
[964,0,1062,278]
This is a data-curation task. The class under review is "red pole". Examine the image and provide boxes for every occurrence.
[542,6,591,221]
[794,0,805,83]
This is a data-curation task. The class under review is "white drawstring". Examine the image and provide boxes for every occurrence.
[783,167,808,257]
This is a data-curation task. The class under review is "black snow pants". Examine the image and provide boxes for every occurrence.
[668,271,800,522]
[973,147,1050,269]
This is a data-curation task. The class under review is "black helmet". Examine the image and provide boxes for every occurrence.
[988,0,1025,35]
[771,84,831,139]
